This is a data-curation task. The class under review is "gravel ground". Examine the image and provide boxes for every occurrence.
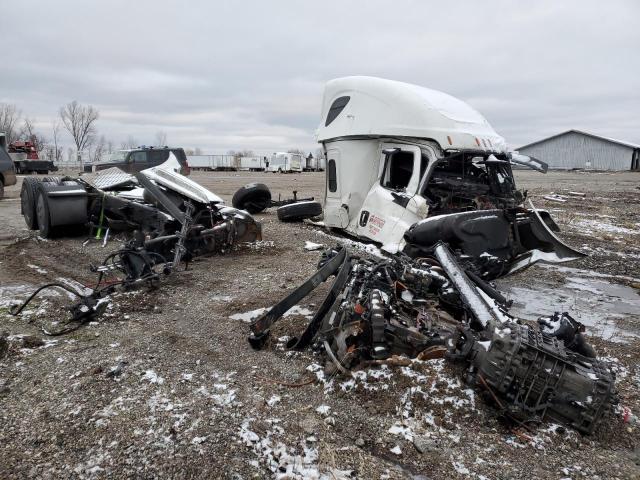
[1,170,639,479]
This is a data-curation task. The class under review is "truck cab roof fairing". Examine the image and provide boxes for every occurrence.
[316,76,507,153]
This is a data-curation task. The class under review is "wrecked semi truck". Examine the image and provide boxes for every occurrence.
[315,77,584,278]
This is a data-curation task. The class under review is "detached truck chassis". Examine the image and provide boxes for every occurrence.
[19,159,262,265]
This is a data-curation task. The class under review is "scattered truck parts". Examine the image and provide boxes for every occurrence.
[12,154,261,334]
[248,245,617,435]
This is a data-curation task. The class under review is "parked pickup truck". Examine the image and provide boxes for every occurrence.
[84,146,190,175]
[0,134,17,199]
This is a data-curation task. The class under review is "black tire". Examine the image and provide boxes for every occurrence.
[277,201,322,222]
[0,180,4,200]
[21,177,40,229]
[232,183,272,214]
[35,188,53,238]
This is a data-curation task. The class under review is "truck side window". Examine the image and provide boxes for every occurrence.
[325,96,350,126]
[382,151,414,190]
[149,150,169,165]
[328,159,337,192]
[131,151,147,163]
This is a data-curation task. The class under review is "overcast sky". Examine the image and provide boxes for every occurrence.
[1,0,638,154]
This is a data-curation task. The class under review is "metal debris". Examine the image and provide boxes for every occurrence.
[12,155,262,334]
[248,244,618,434]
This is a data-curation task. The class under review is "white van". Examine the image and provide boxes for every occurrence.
[267,152,303,173]
[316,76,582,277]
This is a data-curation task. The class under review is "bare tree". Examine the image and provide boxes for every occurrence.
[120,135,138,149]
[154,130,167,146]
[228,149,254,160]
[287,148,305,155]
[90,135,107,163]
[59,100,99,169]
[0,103,22,144]
[19,117,48,155]
[52,121,63,162]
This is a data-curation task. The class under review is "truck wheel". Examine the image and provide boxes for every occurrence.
[0,180,4,200]
[35,189,53,238]
[232,183,272,214]
[21,177,40,229]
[277,201,322,222]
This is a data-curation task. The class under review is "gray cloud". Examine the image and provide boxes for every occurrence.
[1,0,638,153]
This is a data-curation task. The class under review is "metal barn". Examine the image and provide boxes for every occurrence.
[517,130,640,171]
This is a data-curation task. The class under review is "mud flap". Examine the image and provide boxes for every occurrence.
[507,200,586,274]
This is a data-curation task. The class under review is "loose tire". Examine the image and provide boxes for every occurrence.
[21,177,40,229]
[277,201,322,222]
[232,183,272,214]
[35,188,53,238]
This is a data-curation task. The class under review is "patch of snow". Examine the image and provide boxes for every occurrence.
[141,370,164,385]
[390,445,402,455]
[229,307,269,322]
[304,241,324,251]
[27,264,48,274]
[315,405,330,416]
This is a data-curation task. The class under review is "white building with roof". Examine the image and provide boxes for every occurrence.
[517,130,640,171]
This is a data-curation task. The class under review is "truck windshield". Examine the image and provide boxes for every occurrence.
[103,151,128,163]
[421,152,522,214]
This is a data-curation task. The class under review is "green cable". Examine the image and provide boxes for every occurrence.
[95,193,105,239]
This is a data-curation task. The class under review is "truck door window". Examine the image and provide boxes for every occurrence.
[382,151,414,190]
[328,159,337,192]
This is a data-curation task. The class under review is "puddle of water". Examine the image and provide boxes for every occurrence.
[497,267,640,342]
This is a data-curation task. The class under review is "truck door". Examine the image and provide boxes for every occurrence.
[323,148,349,228]
[355,144,426,249]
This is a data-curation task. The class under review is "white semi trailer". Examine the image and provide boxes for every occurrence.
[315,76,583,276]
[187,155,236,171]
[239,156,265,171]
[267,152,303,173]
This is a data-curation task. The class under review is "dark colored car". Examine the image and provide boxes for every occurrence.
[0,138,18,199]
[84,146,190,175]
